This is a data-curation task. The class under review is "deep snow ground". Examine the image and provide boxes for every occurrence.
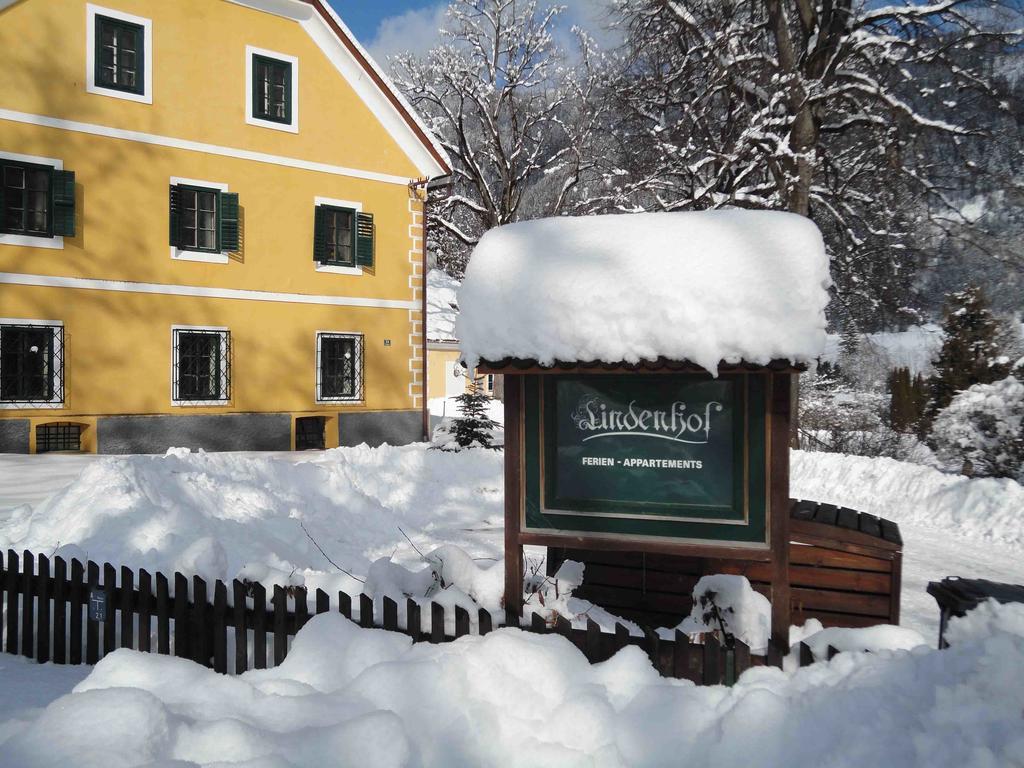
[2,446,1021,642]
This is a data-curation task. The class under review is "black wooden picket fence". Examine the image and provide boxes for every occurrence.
[1,549,766,684]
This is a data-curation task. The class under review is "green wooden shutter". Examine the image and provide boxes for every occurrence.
[355,212,374,268]
[51,170,76,237]
[219,192,240,252]
[169,185,180,247]
[313,205,327,262]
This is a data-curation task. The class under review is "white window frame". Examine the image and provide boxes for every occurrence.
[313,196,363,275]
[169,176,230,264]
[315,331,364,404]
[0,318,65,410]
[171,325,231,407]
[245,45,299,133]
[0,150,65,250]
[86,4,153,105]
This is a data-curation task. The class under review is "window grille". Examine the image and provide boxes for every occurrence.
[0,323,64,407]
[295,416,326,451]
[316,333,363,402]
[36,422,82,453]
[172,329,230,404]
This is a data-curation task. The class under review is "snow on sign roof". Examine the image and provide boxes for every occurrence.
[457,211,831,374]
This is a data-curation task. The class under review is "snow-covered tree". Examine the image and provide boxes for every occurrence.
[391,0,610,276]
[436,376,500,450]
[607,0,1022,326]
[926,286,1013,424]
[931,374,1024,480]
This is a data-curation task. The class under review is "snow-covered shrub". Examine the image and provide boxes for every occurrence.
[931,375,1024,481]
[675,574,770,655]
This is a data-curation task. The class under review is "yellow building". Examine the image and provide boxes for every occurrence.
[0,0,450,454]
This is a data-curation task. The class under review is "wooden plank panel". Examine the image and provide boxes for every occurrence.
[193,576,209,667]
[789,566,891,594]
[581,563,702,594]
[315,589,329,615]
[337,591,352,620]
[359,594,374,629]
[407,599,422,641]
[69,558,83,664]
[37,553,50,663]
[53,556,67,664]
[454,606,470,637]
[294,588,309,634]
[880,518,903,545]
[479,609,492,636]
[173,572,189,659]
[858,513,882,539]
[791,609,885,629]
[430,602,444,643]
[836,507,859,531]
[577,584,692,614]
[273,585,287,666]
[383,596,398,631]
[792,520,900,554]
[789,545,892,572]
[813,503,839,526]
[791,587,891,617]
[790,499,818,521]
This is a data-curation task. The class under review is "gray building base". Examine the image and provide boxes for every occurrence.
[0,419,30,453]
[98,413,292,454]
[338,410,423,447]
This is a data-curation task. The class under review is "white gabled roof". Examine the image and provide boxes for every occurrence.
[457,210,832,374]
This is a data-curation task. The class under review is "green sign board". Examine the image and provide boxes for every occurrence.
[523,374,769,546]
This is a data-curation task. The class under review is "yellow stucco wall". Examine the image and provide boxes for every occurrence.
[0,0,435,450]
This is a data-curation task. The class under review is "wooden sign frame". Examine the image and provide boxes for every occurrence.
[485,361,794,655]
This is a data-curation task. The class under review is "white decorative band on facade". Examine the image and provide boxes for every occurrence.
[0,272,419,310]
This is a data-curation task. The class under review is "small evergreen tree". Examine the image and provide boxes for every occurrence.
[888,367,929,435]
[925,286,1011,429]
[442,376,500,450]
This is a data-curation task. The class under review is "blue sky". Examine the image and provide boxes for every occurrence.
[327,0,617,64]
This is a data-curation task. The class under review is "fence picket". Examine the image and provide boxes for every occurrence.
[359,594,373,629]
[120,566,134,651]
[233,580,247,675]
[252,583,267,670]
[138,569,152,653]
[193,576,209,667]
[383,596,398,631]
[703,635,722,685]
[213,580,227,674]
[478,609,492,636]
[86,561,99,664]
[430,602,444,643]
[337,591,352,620]
[156,573,170,655]
[454,605,470,637]
[37,553,50,664]
[173,573,189,659]
[294,588,309,634]
[407,599,421,642]
[614,622,630,654]
[53,556,67,664]
[5,550,18,655]
[315,589,329,615]
[530,612,546,633]
[21,550,34,659]
[69,559,83,664]
[273,585,287,666]
[799,641,814,667]
[103,563,116,655]
[586,618,602,662]
[734,640,751,681]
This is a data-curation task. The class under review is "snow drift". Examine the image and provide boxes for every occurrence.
[457,210,831,372]
[3,602,1024,767]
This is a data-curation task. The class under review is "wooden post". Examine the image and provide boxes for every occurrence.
[769,373,793,660]
[503,374,523,623]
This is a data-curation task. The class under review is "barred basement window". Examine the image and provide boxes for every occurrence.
[295,416,326,451]
[316,333,363,402]
[36,423,82,453]
[172,328,230,404]
[0,323,64,408]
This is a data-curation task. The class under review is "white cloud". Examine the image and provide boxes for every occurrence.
[367,3,449,64]
[367,1,622,67]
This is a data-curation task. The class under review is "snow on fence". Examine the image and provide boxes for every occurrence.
[0,549,766,685]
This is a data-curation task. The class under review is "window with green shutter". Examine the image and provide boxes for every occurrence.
[313,205,374,269]
[169,185,239,254]
[95,15,144,95]
[0,160,75,239]
[252,54,292,124]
